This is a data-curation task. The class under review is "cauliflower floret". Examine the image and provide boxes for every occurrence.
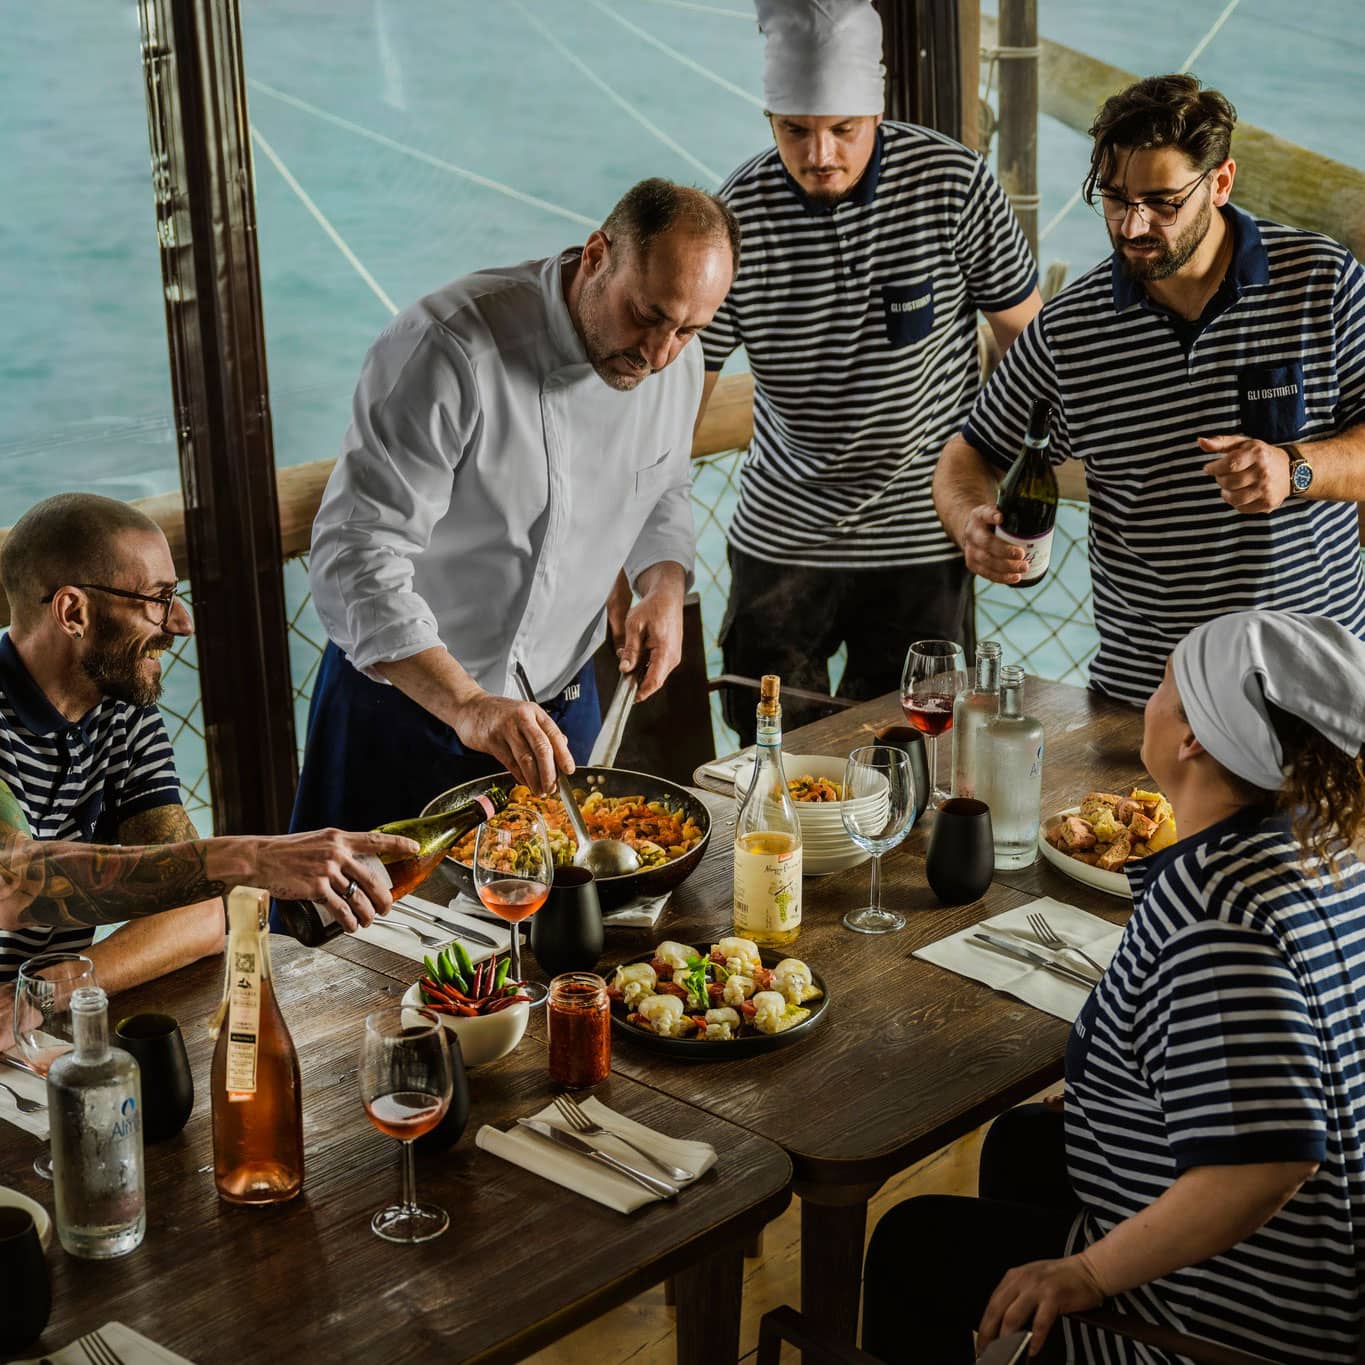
[752,990,787,1035]
[772,959,821,1005]
[703,1006,741,1041]
[654,940,696,972]
[723,974,755,1007]
[714,936,761,976]
[637,994,686,1038]
[614,962,657,1009]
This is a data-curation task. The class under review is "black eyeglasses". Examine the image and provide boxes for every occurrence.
[1089,167,1212,227]
[41,583,183,629]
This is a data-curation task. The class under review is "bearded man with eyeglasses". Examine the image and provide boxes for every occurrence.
[0,493,423,1039]
[933,74,1365,706]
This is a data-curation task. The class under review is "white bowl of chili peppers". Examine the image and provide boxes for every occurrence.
[402,948,531,1068]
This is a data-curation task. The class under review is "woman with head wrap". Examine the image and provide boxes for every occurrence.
[862,610,1365,1362]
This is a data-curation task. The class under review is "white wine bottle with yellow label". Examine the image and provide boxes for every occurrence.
[733,675,802,948]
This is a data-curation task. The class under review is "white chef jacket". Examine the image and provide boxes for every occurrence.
[309,251,700,700]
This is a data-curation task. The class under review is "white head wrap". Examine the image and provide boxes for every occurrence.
[1171,610,1365,792]
[756,0,885,117]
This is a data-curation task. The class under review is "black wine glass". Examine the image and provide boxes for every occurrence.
[530,866,604,976]
[925,798,995,904]
[114,1012,194,1143]
[0,1206,50,1352]
[415,1028,471,1156]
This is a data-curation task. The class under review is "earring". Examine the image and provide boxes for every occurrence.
[73,631,83,640]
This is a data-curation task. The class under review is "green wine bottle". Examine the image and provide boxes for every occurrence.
[994,399,1057,589]
[276,786,510,947]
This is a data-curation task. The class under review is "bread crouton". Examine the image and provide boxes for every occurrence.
[1078,792,1122,824]
[1096,834,1132,872]
[1127,811,1158,842]
[1056,816,1097,851]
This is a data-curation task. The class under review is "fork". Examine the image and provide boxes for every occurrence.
[374,916,448,950]
[78,1328,126,1365]
[0,1079,44,1115]
[1027,911,1106,978]
[552,1093,694,1182]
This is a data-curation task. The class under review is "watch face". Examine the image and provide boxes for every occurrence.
[1291,460,1314,493]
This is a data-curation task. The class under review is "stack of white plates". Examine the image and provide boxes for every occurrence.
[731,754,889,876]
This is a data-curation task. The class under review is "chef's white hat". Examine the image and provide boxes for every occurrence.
[756,0,885,117]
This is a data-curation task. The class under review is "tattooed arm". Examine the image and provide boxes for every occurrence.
[0,779,419,933]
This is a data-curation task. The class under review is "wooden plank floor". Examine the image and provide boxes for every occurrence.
[524,1120,993,1364]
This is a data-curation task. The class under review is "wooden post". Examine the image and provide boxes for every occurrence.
[995,0,1039,260]
[959,0,981,153]
[138,0,298,835]
[877,1,961,141]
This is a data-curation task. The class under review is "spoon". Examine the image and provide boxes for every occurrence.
[511,664,641,878]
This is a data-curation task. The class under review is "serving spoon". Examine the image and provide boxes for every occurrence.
[511,663,641,878]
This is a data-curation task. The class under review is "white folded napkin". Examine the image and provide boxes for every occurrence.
[452,889,670,931]
[354,894,510,964]
[15,1321,194,1365]
[697,748,755,786]
[914,897,1127,1023]
[0,1055,50,1140]
[476,1095,717,1214]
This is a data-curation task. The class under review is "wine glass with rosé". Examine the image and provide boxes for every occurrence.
[901,640,968,808]
[359,1006,453,1243]
[473,806,554,1006]
[12,952,97,1178]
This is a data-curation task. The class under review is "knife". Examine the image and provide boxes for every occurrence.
[970,931,1099,988]
[517,1118,679,1200]
[390,901,499,949]
[588,671,639,767]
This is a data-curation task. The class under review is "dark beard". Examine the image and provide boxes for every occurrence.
[1114,194,1212,283]
[578,270,651,392]
[80,617,171,706]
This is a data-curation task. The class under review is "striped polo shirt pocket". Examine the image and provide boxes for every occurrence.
[882,280,934,347]
[1238,361,1306,442]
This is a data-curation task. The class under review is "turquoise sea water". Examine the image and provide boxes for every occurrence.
[2,0,1360,812]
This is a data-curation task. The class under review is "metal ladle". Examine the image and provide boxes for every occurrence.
[511,664,640,878]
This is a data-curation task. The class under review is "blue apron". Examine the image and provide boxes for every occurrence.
[288,641,601,838]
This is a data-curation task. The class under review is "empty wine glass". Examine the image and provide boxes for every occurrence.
[841,746,917,935]
[473,806,554,1007]
[359,1006,453,1243]
[901,639,968,807]
[13,952,97,1178]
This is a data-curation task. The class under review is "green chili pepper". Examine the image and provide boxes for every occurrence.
[493,956,511,990]
[423,954,441,984]
[452,940,476,981]
[438,947,459,985]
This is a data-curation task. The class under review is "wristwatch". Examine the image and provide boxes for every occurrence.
[1285,443,1314,495]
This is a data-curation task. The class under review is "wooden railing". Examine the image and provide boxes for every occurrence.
[1,368,1360,626]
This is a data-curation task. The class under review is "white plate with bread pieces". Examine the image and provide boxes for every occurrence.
[1039,788,1178,899]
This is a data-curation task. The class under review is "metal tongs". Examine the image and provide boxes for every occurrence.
[512,662,640,877]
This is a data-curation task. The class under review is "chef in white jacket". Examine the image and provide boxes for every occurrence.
[289,179,739,841]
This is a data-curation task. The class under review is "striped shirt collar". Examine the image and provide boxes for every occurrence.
[0,632,97,740]
[1126,800,1283,899]
[1109,203,1270,314]
[780,126,885,214]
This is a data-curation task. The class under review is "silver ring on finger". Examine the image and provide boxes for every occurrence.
[342,878,358,901]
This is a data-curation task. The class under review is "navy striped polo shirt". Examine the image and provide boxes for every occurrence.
[1063,807,1365,1361]
[701,121,1037,568]
[965,205,1365,706]
[0,633,182,980]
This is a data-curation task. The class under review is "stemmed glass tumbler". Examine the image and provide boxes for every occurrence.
[13,952,97,1178]
[901,640,968,807]
[359,1006,453,1243]
[841,746,917,935]
[473,807,555,1006]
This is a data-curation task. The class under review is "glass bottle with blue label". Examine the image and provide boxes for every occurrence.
[979,665,1045,870]
[48,985,146,1258]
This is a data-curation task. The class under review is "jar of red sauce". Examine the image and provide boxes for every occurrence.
[547,973,610,1088]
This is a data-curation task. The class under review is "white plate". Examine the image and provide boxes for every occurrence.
[1038,808,1132,900]
[0,1185,52,1248]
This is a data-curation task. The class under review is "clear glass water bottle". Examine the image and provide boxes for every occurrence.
[979,665,1044,870]
[950,640,1002,799]
[48,985,146,1258]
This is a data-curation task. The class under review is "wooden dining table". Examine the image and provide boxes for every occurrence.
[0,940,792,1363]
[333,674,1150,1349]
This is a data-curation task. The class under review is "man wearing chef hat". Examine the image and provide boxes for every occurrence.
[701,0,1041,742]
[291,178,738,839]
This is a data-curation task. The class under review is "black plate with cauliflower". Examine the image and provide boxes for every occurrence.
[606,937,830,1059]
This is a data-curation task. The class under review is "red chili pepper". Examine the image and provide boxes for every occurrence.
[421,978,470,1006]
[486,994,527,1013]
